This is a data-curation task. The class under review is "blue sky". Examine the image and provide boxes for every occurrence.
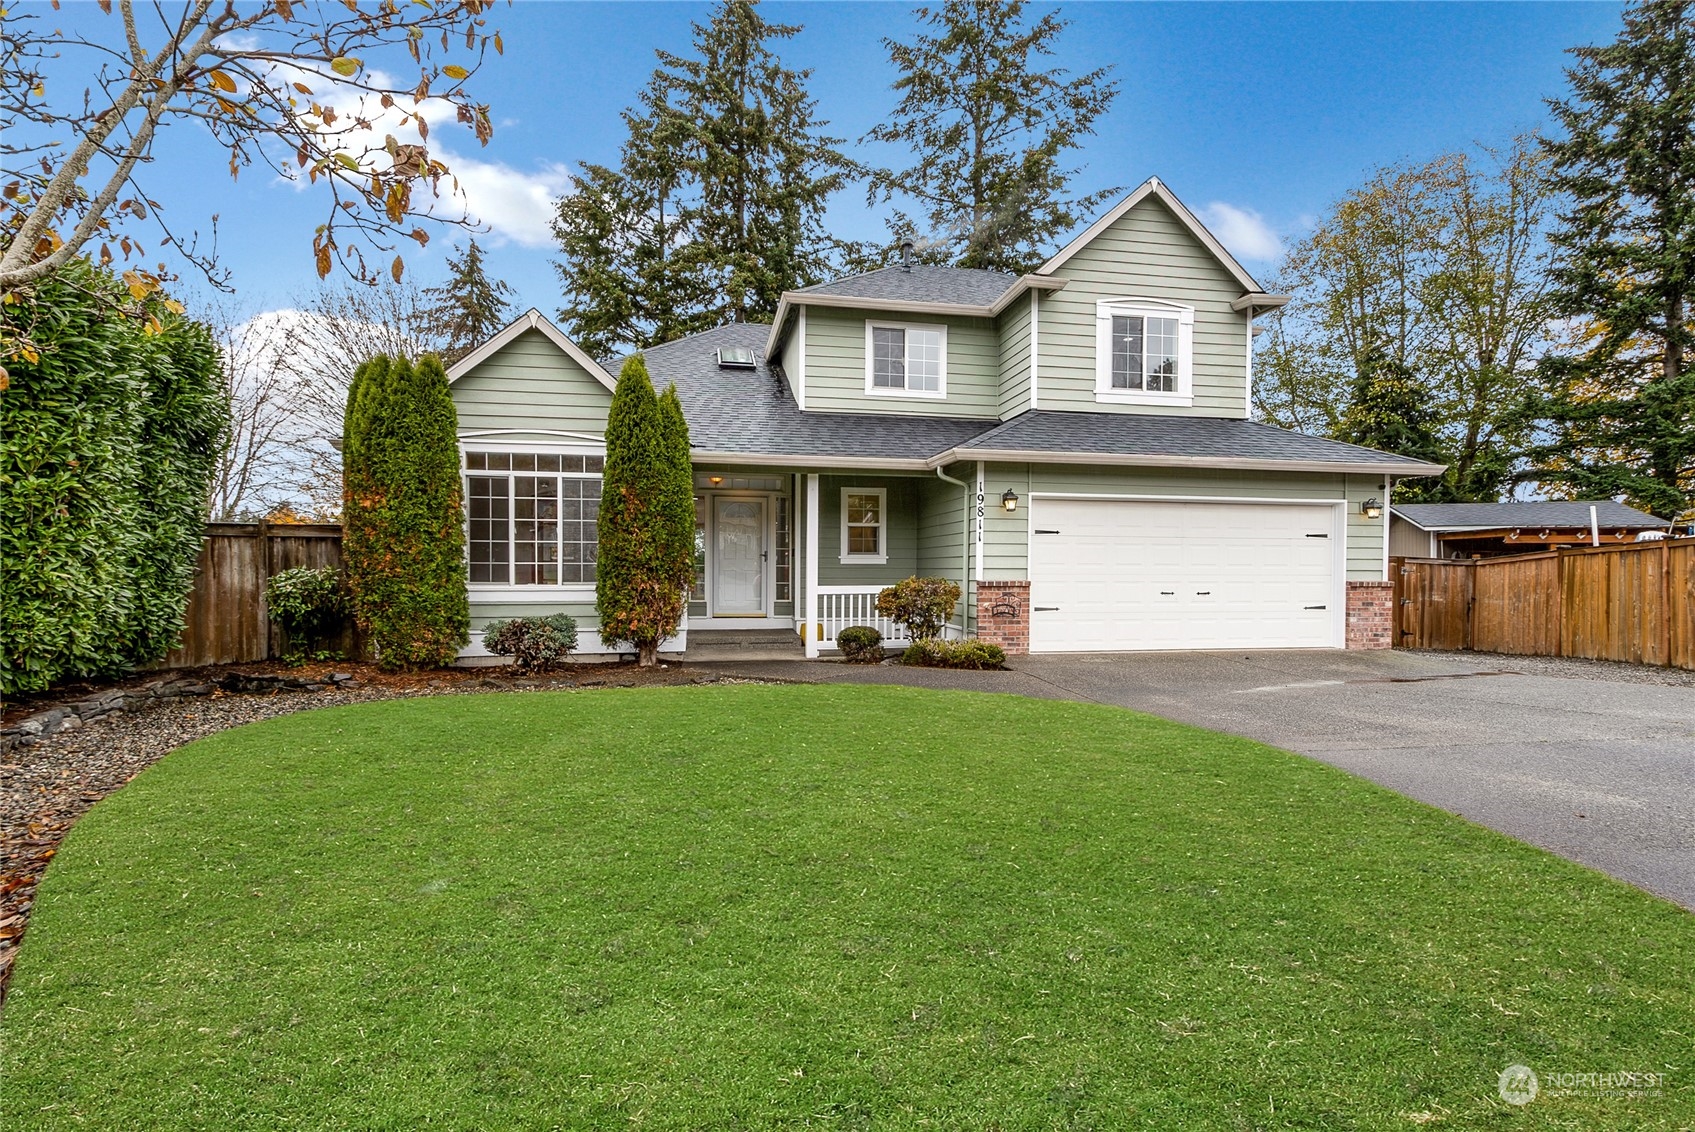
[39,1,1628,314]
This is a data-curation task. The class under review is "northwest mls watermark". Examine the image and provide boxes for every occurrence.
[1498,1064,1667,1105]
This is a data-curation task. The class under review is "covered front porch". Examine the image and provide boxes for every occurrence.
[689,464,979,656]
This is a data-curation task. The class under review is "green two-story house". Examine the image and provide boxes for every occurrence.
[446,178,1443,661]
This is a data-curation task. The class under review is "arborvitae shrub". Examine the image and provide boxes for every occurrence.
[341,353,469,669]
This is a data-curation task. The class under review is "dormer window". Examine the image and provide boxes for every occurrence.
[865,320,947,398]
[1095,299,1193,405]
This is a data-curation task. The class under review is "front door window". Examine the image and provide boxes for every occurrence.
[713,497,766,615]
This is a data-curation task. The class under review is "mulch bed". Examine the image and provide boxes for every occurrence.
[0,659,773,1009]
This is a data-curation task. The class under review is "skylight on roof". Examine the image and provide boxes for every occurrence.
[716,346,757,369]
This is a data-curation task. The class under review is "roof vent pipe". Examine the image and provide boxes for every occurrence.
[898,235,916,273]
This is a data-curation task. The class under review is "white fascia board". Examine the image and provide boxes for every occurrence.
[688,450,932,471]
[771,275,1068,323]
[446,308,617,392]
[930,447,1450,477]
[764,299,792,359]
[1231,293,1292,313]
[1037,178,1265,296]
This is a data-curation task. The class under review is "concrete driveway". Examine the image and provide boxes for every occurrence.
[706,649,1695,910]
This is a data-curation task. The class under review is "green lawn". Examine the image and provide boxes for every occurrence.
[3,686,1691,1129]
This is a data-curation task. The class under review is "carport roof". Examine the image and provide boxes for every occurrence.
[1392,501,1671,531]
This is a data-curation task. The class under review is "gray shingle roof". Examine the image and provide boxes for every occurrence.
[951,411,1446,473]
[798,265,1020,307]
[635,327,1448,474]
[1392,501,1670,530]
[637,324,987,463]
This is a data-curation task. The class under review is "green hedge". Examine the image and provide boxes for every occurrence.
[0,260,227,695]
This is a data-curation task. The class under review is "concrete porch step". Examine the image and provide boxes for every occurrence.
[683,628,806,663]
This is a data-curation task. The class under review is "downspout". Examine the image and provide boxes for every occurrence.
[935,464,971,638]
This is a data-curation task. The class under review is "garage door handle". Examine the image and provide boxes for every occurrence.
[1305,604,1327,610]
[1195,591,1210,596]
[1034,606,1059,612]
[1160,591,1174,595]
[1035,529,1061,535]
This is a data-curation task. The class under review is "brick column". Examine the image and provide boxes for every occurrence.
[975,580,1031,655]
[1346,581,1394,649]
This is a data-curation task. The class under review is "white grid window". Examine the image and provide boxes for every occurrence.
[465,451,603,586]
[1110,314,1180,392]
[1096,300,1193,403]
[841,487,886,563]
[866,322,945,395]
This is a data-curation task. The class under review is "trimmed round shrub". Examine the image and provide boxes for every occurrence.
[482,615,579,674]
[900,637,1007,670]
[836,625,884,663]
[876,576,962,641]
[264,565,347,659]
[0,259,227,694]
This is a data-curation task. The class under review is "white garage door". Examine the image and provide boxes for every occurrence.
[1029,498,1341,652]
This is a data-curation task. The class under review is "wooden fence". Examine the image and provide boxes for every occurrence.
[157,522,349,668]
[1392,539,1695,670]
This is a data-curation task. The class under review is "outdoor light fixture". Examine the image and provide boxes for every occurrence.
[1001,489,1020,514]
[1361,498,1383,519]
[709,476,723,486]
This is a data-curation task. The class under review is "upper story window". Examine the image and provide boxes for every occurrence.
[866,321,947,398]
[1095,299,1194,406]
[464,450,604,587]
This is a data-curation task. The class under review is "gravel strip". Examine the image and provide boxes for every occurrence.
[0,671,773,1009]
[1405,649,1695,688]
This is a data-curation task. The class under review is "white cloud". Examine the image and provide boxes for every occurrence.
[263,62,568,247]
[1198,202,1284,263]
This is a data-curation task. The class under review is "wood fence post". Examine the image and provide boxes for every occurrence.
[258,518,273,662]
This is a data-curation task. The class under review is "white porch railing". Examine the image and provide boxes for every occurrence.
[812,586,965,653]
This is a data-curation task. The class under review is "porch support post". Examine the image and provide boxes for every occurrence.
[804,473,820,658]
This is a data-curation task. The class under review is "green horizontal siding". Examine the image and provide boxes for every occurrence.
[814,475,921,586]
[803,305,1000,418]
[997,297,1032,418]
[452,329,611,436]
[1037,198,1249,418]
[917,469,974,633]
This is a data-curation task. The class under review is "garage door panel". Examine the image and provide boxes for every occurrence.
[1030,499,1341,652]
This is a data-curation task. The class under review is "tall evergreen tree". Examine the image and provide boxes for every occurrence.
[553,0,848,352]
[421,240,516,365]
[1529,0,1695,518]
[595,356,695,666]
[342,353,470,669]
[863,1,1118,273]
[1336,339,1448,502]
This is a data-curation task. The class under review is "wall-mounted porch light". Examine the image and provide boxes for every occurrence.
[1361,498,1383,519]
[709,476,723,486]
[1001,489,1020,514]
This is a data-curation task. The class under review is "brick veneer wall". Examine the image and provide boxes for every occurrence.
[975,580,1031,655]
[1346,581,1394,650]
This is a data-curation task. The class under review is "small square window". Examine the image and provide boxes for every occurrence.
[841,488,886,563]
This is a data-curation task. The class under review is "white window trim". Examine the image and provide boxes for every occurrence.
[1094,298,1194,406]
[461,440,606,592]
[839,486,888,565]
[864,320,948,399]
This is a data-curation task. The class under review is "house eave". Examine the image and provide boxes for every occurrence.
[1231,293,1291,313]
[930,447,1450,477]
[766,274,1069,357]
[689,449,933,471]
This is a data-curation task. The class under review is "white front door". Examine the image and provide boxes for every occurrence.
[1029,498,1342,652]
[713,497,767,615]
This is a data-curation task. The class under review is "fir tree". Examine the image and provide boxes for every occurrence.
[342,353,470,669]
[1529,0,1695,518]
[421,240,515,365]
[595,356,695,666]
[1335,339,1448,502]
[863,0,1118,274]
[553,0,847,350]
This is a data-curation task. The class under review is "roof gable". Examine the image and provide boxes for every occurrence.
[447,308,617,392]
[1037,178,1267,297]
